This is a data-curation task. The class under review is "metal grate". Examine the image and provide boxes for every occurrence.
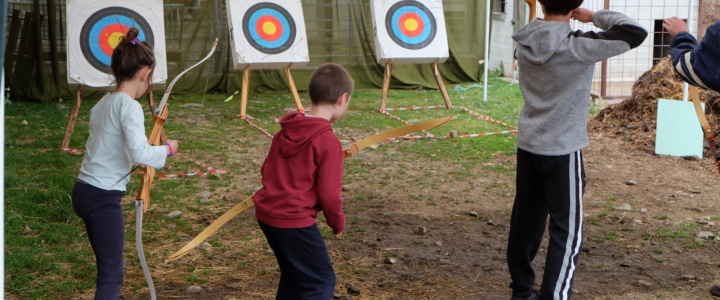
[569,0,703,99]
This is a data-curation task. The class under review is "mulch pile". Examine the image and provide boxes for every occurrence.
[589,56,720,156]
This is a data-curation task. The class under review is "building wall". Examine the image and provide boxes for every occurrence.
[489,0,516,77]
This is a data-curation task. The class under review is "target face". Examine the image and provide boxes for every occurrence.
[386,1,436,50]
[80,7,154,74]
[226,0,309,70]
[371,0,448,64]
[242,3,296,54]
[67,0,166,87]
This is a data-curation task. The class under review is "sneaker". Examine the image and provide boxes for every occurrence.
[510,290,539,300]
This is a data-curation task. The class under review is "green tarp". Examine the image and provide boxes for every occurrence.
[4,0,491,101]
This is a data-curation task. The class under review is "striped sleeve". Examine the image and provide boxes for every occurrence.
[670,21,720,92]
[570,11,648,64]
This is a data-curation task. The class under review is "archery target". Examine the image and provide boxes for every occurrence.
[67,0,167,88]
[226,0,309,70]
[371,0,449,64]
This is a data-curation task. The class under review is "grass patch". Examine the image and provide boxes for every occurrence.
[4,79,531,298]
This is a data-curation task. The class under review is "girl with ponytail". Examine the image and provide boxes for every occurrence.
[71,27,179,299]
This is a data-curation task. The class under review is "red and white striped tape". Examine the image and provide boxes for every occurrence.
[384,105,445,111]
[379,106,518,139]
[61,148,85,155]
[241,115,274,138]
[458,106,517,129]
[132,152,226,178]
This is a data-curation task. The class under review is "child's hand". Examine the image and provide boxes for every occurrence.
[663,17,689,37]
[571,8,594,23]
[166,139,179,156]
[335,232,343,239]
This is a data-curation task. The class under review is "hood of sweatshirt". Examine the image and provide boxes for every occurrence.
[276,113,333,158]
[512,20,573,64]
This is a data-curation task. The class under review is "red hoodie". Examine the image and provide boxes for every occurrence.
[254,113,346,234]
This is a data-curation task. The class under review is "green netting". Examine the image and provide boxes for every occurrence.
[4,0,491,101]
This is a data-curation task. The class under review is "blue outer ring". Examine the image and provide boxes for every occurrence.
[88,15,148,66]
[385,1,437,50]
[79,6,154,74]
[242,3,296,54]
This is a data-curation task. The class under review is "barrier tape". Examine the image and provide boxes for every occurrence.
[458,106,517,129]
[241,116,274,138]
[61,148,85,155]
[384,105,445,111]
[379,106,518,139]
[131,152,226,178]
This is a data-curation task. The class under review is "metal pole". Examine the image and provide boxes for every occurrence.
[600,0,609,98]
[483,0,491,102]
[683,0,695,101]
[0,0,8,294]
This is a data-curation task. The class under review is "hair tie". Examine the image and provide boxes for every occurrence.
[130,38,140,45]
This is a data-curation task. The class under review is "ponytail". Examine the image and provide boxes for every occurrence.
[110,27,156,86]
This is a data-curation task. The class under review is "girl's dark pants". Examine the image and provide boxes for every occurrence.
[72,180,125,300]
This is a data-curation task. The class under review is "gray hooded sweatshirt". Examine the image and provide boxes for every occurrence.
[512,10,647,155]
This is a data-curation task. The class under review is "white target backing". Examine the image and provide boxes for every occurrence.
[371,0,449,64]
[226,0,309,70]
[66,0,167,87]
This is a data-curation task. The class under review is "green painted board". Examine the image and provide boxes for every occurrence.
[655,99,704,158]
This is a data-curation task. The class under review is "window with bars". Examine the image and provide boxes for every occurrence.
[652,19,684,65]
[494,0,506,14]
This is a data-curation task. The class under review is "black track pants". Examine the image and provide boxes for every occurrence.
[507,148,586,300]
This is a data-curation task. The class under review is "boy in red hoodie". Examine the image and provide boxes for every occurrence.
[253,63,353,299]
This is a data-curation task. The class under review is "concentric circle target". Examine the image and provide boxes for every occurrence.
[385,1,437,50]
[242,3,297,55]
[79,7,154,74]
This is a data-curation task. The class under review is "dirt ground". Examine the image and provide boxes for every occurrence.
[103,119,720,300]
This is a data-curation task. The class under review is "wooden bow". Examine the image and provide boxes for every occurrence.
[689,86,720,171]
[165,116,456,262]
[135,38,219,212]
[525,0,537,22]
[133,38,219,300]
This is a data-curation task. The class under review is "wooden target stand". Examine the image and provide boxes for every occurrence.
[379,60,453,112]
[239,63,305,118]
[61,87,160,152]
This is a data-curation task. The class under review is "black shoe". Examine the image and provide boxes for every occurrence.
[510,290,539,300]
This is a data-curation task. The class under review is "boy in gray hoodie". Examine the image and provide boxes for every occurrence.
[507,1,647,299]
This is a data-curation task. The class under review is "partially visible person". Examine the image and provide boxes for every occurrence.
[508,1,647,299]
[72,27,178,299]
[253,63,353,299]
[663,17,720,92]
[664,16,720,297]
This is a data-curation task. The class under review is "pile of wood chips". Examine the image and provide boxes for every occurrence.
[589,56,720,154]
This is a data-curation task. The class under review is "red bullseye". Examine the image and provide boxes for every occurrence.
[255,15,283,42]
[398,12,424,38]
[98,24,129,56]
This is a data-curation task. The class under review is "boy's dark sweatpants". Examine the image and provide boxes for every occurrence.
[259,221,336,300]
[72,180,125,300]
[507,148,586,300]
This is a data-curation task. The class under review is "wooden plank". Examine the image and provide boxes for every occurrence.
[284,64,304,112]
[33,0,50,95]
[240,65,251,117]
[431,63,453,109]
[13,11,36,98]
[61,87,82,149]
[380,62,392,112]
[47,0,61,89]
[5,10,22,76]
